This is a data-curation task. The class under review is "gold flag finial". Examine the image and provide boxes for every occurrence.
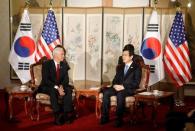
[49,0,53,9]
[153,0,159,10]
[175,0,182,12]
[24,0,30,9]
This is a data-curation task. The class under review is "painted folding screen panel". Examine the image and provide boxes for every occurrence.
[29,8,44,42]
[63,8,85,81]
[124,8,143,54]
[86,8,102,84]
[103,8,124,82]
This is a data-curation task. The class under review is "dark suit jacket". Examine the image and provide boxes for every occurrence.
[39,59,70,91]
[112,61,142,95]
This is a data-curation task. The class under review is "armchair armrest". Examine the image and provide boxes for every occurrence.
[29,82,39,91]
[100,83,112,92]
[135,88,147,94]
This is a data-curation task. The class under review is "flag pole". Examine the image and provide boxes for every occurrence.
[49,0,53,10]
[175,2,185,107]
[153,0,159,10]
[24,0,30,9]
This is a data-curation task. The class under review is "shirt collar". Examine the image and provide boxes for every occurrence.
[125,61,132,67]
[54,60,60,67]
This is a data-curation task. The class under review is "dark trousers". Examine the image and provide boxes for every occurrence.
[101,87,133,120]
[38,86,73,113]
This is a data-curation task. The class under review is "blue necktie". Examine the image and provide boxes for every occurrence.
[124,65,129,76]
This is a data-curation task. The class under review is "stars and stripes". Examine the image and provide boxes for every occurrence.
[163,11,192,87]
[35,9,61,62]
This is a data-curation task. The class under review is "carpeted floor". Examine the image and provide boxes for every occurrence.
[0,90,194,131]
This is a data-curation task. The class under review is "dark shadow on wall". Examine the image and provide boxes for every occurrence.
[186,12,195,81]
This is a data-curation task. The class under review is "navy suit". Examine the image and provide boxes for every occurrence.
[38,59,73,113]
[101,61,142,119]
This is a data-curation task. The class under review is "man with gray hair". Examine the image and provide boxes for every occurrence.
[38,45,73,125]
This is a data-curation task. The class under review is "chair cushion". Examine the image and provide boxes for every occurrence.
[38,100,51,105]
[36,89,76,105]
[36,93,50,100]
[99,93,135,107]
[33,65,42,86]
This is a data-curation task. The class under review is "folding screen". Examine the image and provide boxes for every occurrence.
[124,8,143,54]
[63,8,86,83]
[29,8,44,42]
[102,8,124,83]
[86,8,103,85]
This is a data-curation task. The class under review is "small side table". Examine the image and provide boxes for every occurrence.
[76,88,101,118]
[4,85,33,120]
[134,91,175,127]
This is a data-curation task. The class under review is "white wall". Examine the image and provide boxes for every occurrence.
[0,0,11,89]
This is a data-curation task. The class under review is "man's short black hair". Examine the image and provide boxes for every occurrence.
[122,44,134,56]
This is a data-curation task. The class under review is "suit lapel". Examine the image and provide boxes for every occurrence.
[51,60,57,81]
[59,62,63,81]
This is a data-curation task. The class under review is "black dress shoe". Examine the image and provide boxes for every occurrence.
[66,114,76,124]
[63,113,73,124]
[54,114,64,125]
[100,117,109,125]
[114,119,123,127]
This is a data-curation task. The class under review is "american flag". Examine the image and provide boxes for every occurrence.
[35,9,61,61]
[163,12,192,87]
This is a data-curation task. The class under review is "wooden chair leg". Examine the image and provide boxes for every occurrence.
[36,101,40,121]
[8,95,13,120]
[129,105,135,125]
[96,100,102,119]
[24,97,28,115]
[29,97,34,120]
[71,101,79,119]
[140,102,145,118]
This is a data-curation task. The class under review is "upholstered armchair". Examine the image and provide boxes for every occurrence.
[29,57,76,120]
[97,64,150,119]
